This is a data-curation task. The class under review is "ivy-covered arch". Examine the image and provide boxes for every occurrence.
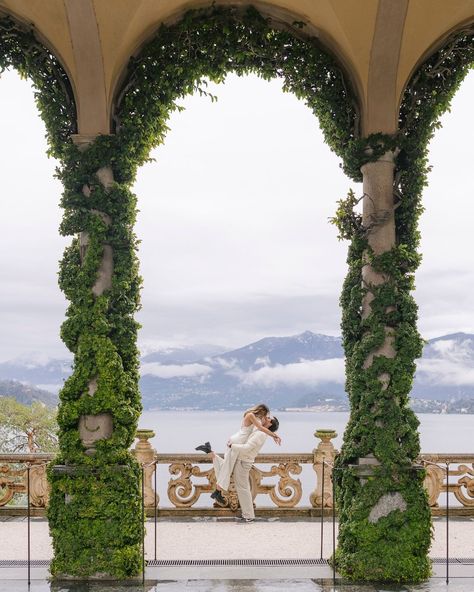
[0,14,76,158]
[7,0,471,580]
[332,22,474,583]
[109,5,360,177]
[49,5,362,579]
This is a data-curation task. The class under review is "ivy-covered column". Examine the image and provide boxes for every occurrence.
[47,135,143,579]
[334,148,432,583]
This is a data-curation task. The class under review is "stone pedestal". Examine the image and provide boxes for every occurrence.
[310,429,338,508]
[132,429,159,507]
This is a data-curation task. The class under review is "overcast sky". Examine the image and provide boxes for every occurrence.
[0,69,472,362]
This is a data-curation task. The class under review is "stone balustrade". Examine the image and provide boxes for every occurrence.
[1,431,473,516]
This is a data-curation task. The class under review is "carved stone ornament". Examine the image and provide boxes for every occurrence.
[29,463,50,507]
[78,413,113,455]
[167,460,303,510]
[0,461,50,507]
[450,463,474,507]
[423,464,445,506]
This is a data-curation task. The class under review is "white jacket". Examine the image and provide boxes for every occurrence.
[231,430,267,462]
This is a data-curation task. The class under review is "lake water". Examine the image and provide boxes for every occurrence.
[139,411,473,508]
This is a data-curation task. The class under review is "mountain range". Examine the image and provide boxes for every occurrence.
[1,331,473,410]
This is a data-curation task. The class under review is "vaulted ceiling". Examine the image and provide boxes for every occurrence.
[1,0,473,135]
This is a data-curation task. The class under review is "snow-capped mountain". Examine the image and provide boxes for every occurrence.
[1,332,474,410]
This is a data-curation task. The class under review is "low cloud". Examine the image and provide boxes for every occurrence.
[140,362,213,379]
[417,338,474,386]
[239,358,345,388]
[416,358,474,386]
[431,338,473,360]
[213,357,238,370]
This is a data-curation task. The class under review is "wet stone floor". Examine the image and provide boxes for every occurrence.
[1,579,474,592]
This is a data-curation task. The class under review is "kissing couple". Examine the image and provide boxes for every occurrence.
[195,404,280,523]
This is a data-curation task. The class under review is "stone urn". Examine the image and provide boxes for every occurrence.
[314,429,338,444]
[135,429,156,453]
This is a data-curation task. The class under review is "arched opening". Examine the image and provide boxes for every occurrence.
[0,12,76,393]
[134,72,354,355]
[132,70,357,506]
[414,69,474,419]
[0,69,69,368]
[45,6,362,578]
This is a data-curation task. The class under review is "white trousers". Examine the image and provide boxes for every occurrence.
[233,460,254,519]
[213,446,239,491]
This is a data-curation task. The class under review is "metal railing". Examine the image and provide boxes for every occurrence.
[1,431,473,585]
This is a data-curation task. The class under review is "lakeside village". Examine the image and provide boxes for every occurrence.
[151,397,474,414]
[285,398,474,414]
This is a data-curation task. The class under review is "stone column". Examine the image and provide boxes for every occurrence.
[361,152,396,356]
[133,429,159,507]
[73,134,115,456]
[48,133,143,579]
[359,152,396,441]
[335,150,431,582]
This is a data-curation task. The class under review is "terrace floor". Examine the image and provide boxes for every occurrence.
[1,516,473,591]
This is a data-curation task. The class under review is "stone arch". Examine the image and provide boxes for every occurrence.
[0,9,77,158]
[109,4,362,159]
[107,2,364,135]
[397,18,474,121]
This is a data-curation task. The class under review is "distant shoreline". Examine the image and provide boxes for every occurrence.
[145,406,474,415]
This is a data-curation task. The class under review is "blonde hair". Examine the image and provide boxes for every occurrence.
[244,404,269,419]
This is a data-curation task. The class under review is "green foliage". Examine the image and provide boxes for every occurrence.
[48,460,142,579]
[4,3,470,582]
[51,139,143,576]
[3,4,357,578]
[112,5,359,179]
[0,16,76,159]
[330,189,363,241]
[333,26,473,582]
[0,397,58,453]
[334,468,432,583]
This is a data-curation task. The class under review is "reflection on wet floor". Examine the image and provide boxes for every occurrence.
[2,579,474,592]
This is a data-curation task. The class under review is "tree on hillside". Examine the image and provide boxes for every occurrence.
[0,397,58,453]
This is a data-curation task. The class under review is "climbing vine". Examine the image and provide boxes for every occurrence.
[332,25,474,583]
[1,5,360,579]
[0,16,76,156]
[3,3,471,582]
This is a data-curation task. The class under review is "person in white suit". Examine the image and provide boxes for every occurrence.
[229,415,280,523]
[195,404,281,504]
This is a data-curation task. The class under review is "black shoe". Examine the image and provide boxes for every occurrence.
[210,489,226,505]
[195,441,212,453]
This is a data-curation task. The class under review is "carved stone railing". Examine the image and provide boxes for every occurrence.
[420,454,474,511]
[160,452,310,511]
[1,438,473,517]
[0,453,52,508]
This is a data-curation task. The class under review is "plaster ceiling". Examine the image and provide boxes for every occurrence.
[0,0,472,135]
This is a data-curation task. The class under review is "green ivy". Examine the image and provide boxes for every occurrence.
[3,3,470,582]
[1,5,359,579]
[0,16,76,157]
[332,25,474,583]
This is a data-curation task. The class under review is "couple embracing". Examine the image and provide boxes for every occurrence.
[195,404,280,523]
